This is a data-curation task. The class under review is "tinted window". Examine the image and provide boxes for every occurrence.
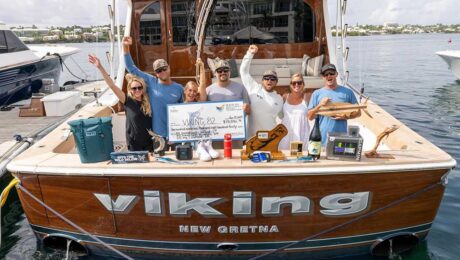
[205,0,315,45]
[140,2,162,45]
[171,0,196,46]
[4,31,28,52]
[0,31,7,54]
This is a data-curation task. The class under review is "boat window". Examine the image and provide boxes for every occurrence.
[140,2,162,45]
[4,30,28,52]
[0,31,7,54]
[171,0,196,46]
[205,0,315,45]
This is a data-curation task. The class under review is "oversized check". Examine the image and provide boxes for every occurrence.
[167,101,246,142]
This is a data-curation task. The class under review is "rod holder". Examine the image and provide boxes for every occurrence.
[345,47,350,61]
[107,29,113,42]
[107,5,114,19]
[105,51,112,66]
[342,0,347,14]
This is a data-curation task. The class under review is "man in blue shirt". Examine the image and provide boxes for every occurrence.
[307,64,360,145]
[123,36,183,138]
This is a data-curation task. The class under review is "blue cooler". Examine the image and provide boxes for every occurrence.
[68,117,114,163]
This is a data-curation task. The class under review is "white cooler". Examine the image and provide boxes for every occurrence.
[41,91,81,116]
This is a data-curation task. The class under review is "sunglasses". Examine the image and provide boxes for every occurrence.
[323,72,336,77]
[155,67,168,73]
[131,86,143,91]
[216,68,230,73]
[263,76,278,81]
[291,81,304,86]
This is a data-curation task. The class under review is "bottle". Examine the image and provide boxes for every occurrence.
[224,133,232,159]
[308,116,322,160]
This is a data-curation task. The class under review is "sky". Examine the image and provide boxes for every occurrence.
[0,0,458,28]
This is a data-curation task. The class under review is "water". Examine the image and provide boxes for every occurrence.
[1,34,460,259]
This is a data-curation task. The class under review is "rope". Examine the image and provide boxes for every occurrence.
[69,55,89,80]
[0,178,20,246]
[250,180,442,260]
[0,178,20,208]
[16,183,134,260]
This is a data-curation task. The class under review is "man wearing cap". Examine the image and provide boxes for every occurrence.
[307,64,360,144]
[240,44,283,137]
[200,59,250,113]
[123,36,183,138]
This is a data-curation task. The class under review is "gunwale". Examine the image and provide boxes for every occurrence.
[7,94,456,176]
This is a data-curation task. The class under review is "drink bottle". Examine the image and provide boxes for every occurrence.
[308,116,322,160]
[224,134,232,159]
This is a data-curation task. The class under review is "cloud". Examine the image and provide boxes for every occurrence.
[0,0,115,27]
[1,0,458,28]
[328,0,459,25]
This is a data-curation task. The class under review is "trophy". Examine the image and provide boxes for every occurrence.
[148,129,166,156]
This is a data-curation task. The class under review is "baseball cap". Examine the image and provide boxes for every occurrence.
[153,59,169,71]
[320,64,337,75]
[262,70,278,78]
[214,59,230,71]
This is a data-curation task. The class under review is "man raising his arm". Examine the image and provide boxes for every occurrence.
[123,36,183,138]
[240,44,283,137]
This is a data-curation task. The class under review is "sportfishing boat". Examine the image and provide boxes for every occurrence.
[6,0,456,259]
[0,23,79,106]
[436,50,460,80]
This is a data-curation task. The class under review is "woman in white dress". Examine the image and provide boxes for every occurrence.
[279,73,310,151]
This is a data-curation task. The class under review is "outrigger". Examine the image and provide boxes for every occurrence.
[6,0,456,259]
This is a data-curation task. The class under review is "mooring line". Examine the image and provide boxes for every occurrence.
[16,183,133,260]
[250,181,442,260]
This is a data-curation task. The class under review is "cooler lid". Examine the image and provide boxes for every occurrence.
[41,91,80,102]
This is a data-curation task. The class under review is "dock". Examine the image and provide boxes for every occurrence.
[0,81,105,164]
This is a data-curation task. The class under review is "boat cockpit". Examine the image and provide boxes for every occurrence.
[130,0,328,95]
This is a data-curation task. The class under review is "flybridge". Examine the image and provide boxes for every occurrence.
[95,191,371,217]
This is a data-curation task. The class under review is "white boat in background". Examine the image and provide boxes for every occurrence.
[436,50,460,80]
[0,23,79,106]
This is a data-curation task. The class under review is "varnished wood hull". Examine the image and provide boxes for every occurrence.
[14,168,449,258]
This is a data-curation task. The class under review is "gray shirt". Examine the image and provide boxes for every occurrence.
[206,81,250,104]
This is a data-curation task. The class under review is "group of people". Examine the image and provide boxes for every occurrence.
[89,36,360,154]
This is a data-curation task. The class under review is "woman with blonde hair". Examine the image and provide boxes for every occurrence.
[183,58,206,103]
[89,54,153,151]
[182,58,219,161]
[279,73,310,150]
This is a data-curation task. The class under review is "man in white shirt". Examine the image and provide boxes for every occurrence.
[240,45,284,137]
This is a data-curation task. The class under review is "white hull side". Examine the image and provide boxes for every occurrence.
[436,50,460,79]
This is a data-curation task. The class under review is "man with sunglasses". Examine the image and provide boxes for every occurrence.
[307,64,360,145]
[123,36,183,139]
[201,59,250,112]
[240,44,283,137]
[199,59,250,148]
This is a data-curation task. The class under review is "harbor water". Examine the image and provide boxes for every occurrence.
[1,33,459,259]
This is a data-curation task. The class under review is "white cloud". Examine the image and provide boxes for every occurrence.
[0,0,458,28]
[328,0,459,25]
[0,0,117,27]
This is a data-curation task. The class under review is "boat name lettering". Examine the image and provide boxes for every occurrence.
[94,191,371,217]
[179,225,279,234]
